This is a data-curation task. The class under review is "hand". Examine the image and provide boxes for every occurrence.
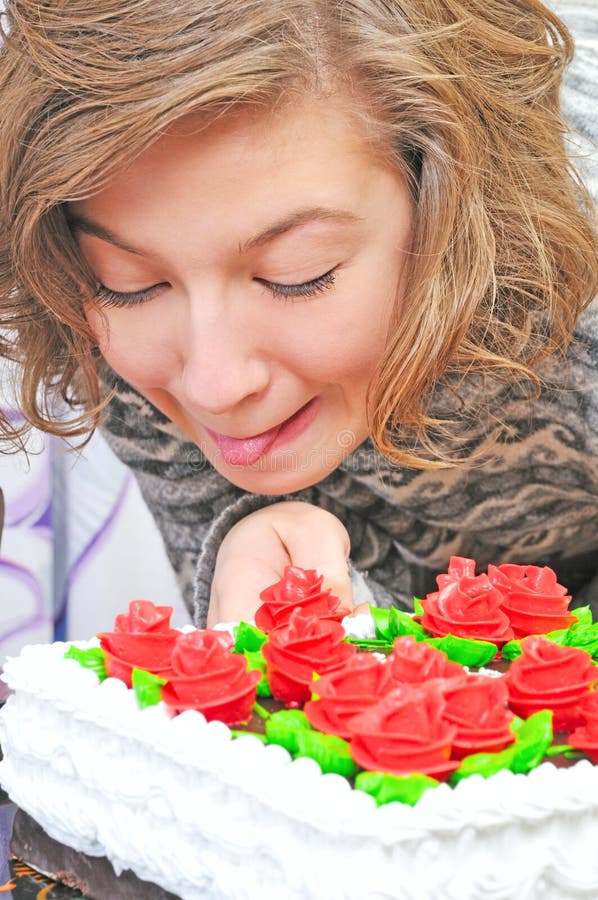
[207,501,353,626]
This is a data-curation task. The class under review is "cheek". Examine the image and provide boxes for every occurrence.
[283,281,395,385]
[85,305,179,388]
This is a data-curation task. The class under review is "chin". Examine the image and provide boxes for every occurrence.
[217,462,334,496]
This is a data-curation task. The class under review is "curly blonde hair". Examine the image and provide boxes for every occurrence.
[0,0,596,467]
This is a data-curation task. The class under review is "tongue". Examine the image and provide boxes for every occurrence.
[215,426,282,466]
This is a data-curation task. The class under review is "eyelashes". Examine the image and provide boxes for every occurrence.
[259,268,337,301]
[94,283,167,309]
[95,268,338,309]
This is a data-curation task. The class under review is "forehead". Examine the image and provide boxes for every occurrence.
[78,89,386,201]
[69,91,397,254]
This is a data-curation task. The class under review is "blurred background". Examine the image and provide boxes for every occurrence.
[0,409,190,663]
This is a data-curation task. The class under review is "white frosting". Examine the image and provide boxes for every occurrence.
[2,636,598,899]
[341,612,378,640]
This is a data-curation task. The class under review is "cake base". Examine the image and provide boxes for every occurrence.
[10,808,180,900]
[5,641,598,899]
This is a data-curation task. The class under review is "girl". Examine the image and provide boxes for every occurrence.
[0,0,596,628]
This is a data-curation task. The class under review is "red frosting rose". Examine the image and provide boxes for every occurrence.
[161,630,261,724]
[420,557,514,645]
[574,690,598,730]
[113,601,174,634]
[568,692,598,763]
[505,636,598,731]
[348,683,459,779]
[99,600,179,687]
[440,674,515,758]
[487,563,577,637]
[261,608,356,705]
[255,566,344,632]
[435,556,477,588]
[304,654,393,739]
[388,636,464,684]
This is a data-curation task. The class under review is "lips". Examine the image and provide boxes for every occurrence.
[211,424,281,466]
[206,401,312,466]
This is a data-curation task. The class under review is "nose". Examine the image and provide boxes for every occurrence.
[178,287,271,416]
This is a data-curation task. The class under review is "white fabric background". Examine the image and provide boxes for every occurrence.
[0,422,190,663]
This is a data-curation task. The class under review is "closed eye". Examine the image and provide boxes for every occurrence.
[94,266,338,309]
[94,282,168,308]
[256,267,337,302]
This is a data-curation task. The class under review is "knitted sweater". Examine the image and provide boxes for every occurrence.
[98,0,598,627]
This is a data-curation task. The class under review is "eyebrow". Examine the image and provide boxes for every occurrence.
[238,207,364,253]
[67,214,146,255]
[67,207,364,257]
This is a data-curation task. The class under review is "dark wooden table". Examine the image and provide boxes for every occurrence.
[1,806,84,898]
[1,788,82,898]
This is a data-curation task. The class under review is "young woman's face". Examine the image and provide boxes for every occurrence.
[72,93,413,494]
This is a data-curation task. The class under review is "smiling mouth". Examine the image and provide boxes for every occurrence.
[205,400,315,466]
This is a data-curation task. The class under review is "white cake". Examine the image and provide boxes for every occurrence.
[2,622,598,900]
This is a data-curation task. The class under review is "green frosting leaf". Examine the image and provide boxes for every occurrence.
[64,645,108,682]
[545,744,573,757]
[355,771,440,806]
[450,746,518,783]
[369,606,426,643]
[131,668,166,708]
[252,701,271,720]
[265,709,312,754]
[571,605,592,628]
[233,621,267,653]
[509,710,553,773]
[542,628,570,647]
[295,730,359,777]
[344,638,395,653]
[502,615,598,661]
[561,623,598,658]
[413,597,424,617]
[502,628,573,659]
[450,710,554,784]
[501,640,523,661]
[369,606,499,665]
[256,680,272,698]
[426,635,497,667]
[242,649,272,698]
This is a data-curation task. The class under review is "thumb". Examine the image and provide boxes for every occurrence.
[207,557,285,627]
[281,519,354,614]
[320,566,354,615]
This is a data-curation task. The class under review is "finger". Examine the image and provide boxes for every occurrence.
[209,515,294,625]
[278,521,354,612]
[322,570,354,614]
[208,556,287,626]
